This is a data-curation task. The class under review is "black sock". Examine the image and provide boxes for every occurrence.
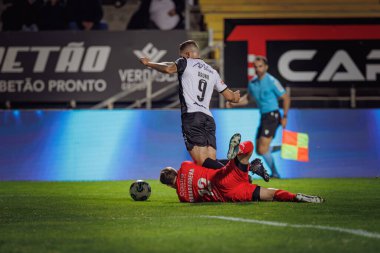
[202,158,224,169]
[234,157,249,172]
[218,159,229,166]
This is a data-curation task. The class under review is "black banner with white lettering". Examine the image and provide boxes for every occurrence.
[224,18,380,88]
[0,31,187,102]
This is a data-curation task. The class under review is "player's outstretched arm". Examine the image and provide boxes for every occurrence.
[221,89,240,104]
[226,94,249,108]
[139,57,177,74]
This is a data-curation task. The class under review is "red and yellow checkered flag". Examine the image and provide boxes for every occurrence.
[281,130,309,162]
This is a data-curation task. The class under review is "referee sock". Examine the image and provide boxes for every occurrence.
[271,145,282,153]
[202,158,224,170]
[273,189,296,202]
[262,151,280,177]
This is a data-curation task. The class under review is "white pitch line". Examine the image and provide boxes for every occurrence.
[201,216,380,239]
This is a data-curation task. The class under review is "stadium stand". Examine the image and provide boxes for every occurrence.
[0,0,379,109]
[199,0,380,41]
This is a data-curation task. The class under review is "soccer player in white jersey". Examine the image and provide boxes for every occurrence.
[139,40,240,169]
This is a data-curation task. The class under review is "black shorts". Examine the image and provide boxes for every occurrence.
[256,110,281,139]
[181,112,217,151]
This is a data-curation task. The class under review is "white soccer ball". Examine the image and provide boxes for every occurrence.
[129,180,151,201]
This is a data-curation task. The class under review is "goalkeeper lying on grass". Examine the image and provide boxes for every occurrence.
[160,133,324,203]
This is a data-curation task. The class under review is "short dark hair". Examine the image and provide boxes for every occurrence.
[255,55,268,65]
[160,167,177,185]
[179,40,199,52]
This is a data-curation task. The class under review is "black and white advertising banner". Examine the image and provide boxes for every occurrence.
[224,19,380,88]
[0,31,187,102]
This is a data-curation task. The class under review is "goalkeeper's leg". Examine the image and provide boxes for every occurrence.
[258,187,324,203]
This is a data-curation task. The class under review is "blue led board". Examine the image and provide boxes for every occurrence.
[1,109,379,181]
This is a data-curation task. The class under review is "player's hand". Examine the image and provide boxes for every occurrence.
[225,101,232,108]
[139,57,150,66]
[233,90,240,103]
[281,117,287,129]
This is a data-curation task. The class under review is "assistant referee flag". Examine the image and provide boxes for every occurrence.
[281,130,309,162]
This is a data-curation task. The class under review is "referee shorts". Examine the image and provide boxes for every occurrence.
[181,112,217,151]
[256,110,281,139]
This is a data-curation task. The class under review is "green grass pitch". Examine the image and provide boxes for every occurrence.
[1,179,380,253]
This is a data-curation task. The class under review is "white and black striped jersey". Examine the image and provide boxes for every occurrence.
[175,57,228,117]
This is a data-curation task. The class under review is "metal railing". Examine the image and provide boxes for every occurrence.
[286,86,380,108]
[125,80,178,109]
